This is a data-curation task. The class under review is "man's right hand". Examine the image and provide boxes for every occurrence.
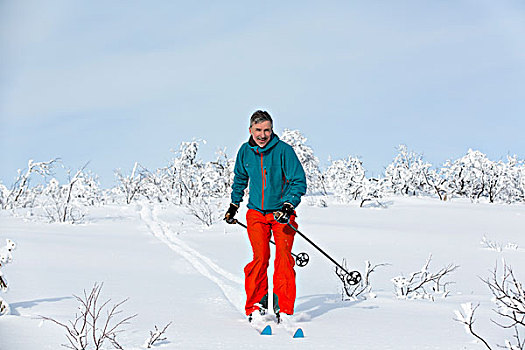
[224,203,239,224]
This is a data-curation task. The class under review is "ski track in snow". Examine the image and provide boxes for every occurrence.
[138,203,245,315]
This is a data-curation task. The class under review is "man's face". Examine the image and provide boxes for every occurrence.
[249,120,273,148]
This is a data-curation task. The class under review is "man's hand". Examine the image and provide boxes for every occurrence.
[224,203,239,224]
[273,203,294,224]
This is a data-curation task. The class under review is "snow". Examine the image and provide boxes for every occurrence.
[1,196,524,349]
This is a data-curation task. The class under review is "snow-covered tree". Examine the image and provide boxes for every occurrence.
[39,165,92,223]
[441,149,494,201]
[135,167,171,204]
[0,183,9,210]
[1,159,58,210]
[73,169,104,206]
[199,148,234,199]
[324,156,368,203]
[385,145,434,197]
[115,162,148,204]
[422,167,448,201]
[281,129,326,195]
[186,148,234,226]
[0,238,16,315]
[359,177,389,207]
[166,140,203,205]
[496,156,525,203]
[438,150,525,203]
[161,141,231,225]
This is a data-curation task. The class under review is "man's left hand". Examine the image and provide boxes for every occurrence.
[274,203,294,224]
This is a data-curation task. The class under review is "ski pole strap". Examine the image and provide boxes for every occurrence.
[286,222,351,275]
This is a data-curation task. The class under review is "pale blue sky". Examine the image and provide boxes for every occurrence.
[1,1,524,187]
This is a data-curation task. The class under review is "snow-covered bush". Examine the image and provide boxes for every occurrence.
[392,254,459,301]
[0,238,16,315]
[281,129,326,196]
[480,235,503,252]
[186,197,222,226]
[455,261,525,350]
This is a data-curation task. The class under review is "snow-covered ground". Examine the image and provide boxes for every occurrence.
[1,196,524,349]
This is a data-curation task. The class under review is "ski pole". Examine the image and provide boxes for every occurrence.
[233,219,310,267]
[285,222,362,285]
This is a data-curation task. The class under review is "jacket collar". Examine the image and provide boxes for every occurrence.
[248,133,279,153]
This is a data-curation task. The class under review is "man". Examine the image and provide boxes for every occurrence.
[224,110,307,323]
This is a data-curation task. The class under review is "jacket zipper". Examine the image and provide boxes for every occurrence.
[260,152,265,210]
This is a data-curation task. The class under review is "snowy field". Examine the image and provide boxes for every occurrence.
[1,196,524,349]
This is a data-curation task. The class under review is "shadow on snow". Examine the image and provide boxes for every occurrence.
[295,294,375,320]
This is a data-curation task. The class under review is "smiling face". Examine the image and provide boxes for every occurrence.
[249,120,273,148]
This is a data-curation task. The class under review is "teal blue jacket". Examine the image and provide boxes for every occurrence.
[231,134,307,212]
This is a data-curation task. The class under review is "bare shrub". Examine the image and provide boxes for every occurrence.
[40,283,137,350]
[337,260,389,301]
[454,261,525,350]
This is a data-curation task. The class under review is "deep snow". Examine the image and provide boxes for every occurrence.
[1,196,524,349]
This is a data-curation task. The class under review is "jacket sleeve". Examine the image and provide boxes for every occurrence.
[231,146,249,206]
[282,145,307,208]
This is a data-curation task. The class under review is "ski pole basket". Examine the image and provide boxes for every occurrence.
[285,222,362,287]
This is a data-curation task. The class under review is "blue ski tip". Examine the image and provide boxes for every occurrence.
[261,325,272,335]
[293,328,304,338]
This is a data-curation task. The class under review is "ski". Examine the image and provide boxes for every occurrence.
[248,312,273,335]
[261,324,272,335]
[251,321,303,337]
[293,328,304,338]
[249,322,272,335]
[276,313,305,339]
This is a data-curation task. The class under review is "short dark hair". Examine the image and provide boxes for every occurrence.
[250,110,273,128]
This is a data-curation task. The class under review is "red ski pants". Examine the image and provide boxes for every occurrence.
[244,209,297,315]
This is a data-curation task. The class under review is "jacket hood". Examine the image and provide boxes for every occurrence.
[248,133,280,154]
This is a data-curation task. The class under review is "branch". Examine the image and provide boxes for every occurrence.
[145,322,172,348]
[454,303,493,350]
